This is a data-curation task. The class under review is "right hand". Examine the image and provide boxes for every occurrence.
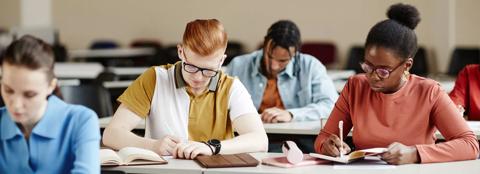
[152,135,181,156]
[320,134,351,157]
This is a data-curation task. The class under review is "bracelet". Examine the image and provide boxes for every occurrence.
[201,141,214,155]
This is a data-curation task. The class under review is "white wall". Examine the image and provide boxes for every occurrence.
[21,0,52,28]
[0,0,20,29]
[0,0,476,73]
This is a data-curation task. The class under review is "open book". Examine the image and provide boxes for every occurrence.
[309,148,387,164]
[100,147,167,166]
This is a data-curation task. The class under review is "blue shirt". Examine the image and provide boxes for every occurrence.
[226,50,338,121]
[0,95,100,174]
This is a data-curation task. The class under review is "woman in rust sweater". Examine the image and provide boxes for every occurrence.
[314,3,479,165]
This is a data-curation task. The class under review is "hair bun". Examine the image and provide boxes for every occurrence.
[387,3,421,30]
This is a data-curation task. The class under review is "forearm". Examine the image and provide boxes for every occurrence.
[219,130,268,154]
[416,131,479,163]
[102,126,157,152]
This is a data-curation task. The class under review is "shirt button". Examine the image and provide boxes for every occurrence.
[259,83,263,87]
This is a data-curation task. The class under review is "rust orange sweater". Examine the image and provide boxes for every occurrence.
[315,74,479,163]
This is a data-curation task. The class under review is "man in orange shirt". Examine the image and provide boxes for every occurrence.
[315,3,479,165]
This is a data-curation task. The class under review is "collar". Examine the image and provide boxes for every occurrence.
[0,109,22,140]
[250,49,295,79]
[174,61,220,92]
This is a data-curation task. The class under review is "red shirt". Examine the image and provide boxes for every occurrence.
[449,64,480,120]
[315,74,479,163]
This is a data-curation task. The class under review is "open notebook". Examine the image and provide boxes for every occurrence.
[100,147,167,166]
[309,148,387,164]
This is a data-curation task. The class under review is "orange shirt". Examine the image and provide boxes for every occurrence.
[258,78,285,113]
[315,74,479,163]
[449,64,480,120]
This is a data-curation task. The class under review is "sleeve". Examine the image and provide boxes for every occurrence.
[117,67,157,118]
[449,66,469,108]
[314,77,353,153]
[228,79,258,121]
[416,88,479,163]
[71,108,101,174]
[288,59,339,121]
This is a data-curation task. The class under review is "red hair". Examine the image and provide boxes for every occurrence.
[182,19,227,56]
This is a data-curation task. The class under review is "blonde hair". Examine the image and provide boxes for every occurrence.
[182,19,227,56]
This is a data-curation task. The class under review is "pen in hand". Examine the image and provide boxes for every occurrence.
[339,120,344,158]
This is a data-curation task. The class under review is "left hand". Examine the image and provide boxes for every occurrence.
[172,141,213,159]
[261,107,293,123]
[381,142,419,165]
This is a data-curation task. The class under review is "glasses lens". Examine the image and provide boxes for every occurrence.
[203,70,218,77]
[184,63,198,73]
[375,69,390,78]
[360,63,373,73]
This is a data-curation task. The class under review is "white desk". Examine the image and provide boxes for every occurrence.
[101,152,480,174]
[205,153,480,174]
[102,156,203,174]
[56,63,147,79]
[103,80,134,89]
[110,67,148,76]
[69,48,155,59]
[99,116,480,140]
[326,70,355,80]
[0,62,105,79]
[54,62,104,79]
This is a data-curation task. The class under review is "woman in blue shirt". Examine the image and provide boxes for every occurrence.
[0,35,100,174]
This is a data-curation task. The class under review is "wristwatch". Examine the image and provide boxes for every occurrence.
[207,139,221,155]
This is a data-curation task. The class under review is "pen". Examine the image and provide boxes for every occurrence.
[338,120,344,158]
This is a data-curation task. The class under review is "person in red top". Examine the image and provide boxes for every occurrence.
[314,3,479,165]
[449,64,480,120]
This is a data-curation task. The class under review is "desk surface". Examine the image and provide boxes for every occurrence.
[99,117,480,139]
[69,48,155,59]
[102,156,203,174]
[102,152,480,174]
[55,63,148,79]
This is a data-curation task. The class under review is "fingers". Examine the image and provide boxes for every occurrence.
[321,135,347,157]
[381,142,403,164]
[323,141,340,156]
[262,108,292,123]
[173,142,211,159]
[159,136,181,155]
[342,142,352,154]
[261,109,279,123]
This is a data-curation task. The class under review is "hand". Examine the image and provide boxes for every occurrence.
[261,108,293,123]
[172,141,213,159]
[381,142,419,165]
[152,135,181,156]
[320,134,351,157]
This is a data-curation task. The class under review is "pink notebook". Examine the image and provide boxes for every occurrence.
[262,154,331,168]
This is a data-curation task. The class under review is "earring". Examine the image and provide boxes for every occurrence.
[403,71,410,80]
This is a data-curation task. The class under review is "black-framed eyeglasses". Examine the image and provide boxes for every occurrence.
[360,60,406,79]
[182,61,219,77]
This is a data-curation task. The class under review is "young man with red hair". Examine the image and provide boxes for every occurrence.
[103,19,268,159]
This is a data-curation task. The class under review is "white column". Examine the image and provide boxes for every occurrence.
[428,0,455,73]
[20,0,52,27]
